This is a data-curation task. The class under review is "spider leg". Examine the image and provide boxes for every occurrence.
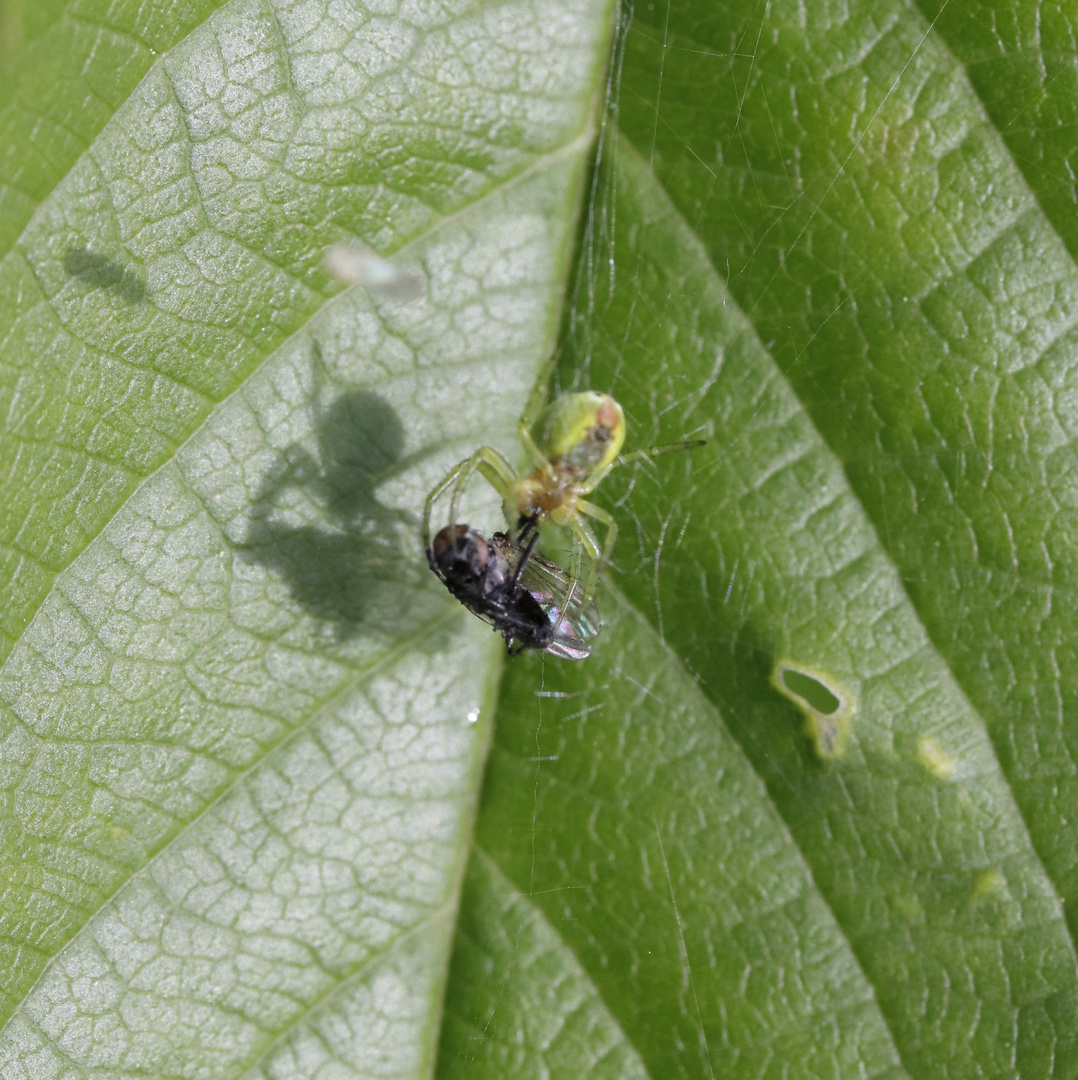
[517,350,560,472]
[520,349,560,429]
[573,439,707,500]
[574,501,617,602]
[614,439,707,468]
[447,447,518,530]
[421,446,518,549]
[422,457,468,551]
[576,461,615,496]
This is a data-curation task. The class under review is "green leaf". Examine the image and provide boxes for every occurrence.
[448,591,911,1080]
[6,0,1078,1077]
[445,3,1078,1079]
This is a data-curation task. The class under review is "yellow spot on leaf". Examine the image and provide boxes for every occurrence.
[973,869,1004,898]
[892,894,925,924]
[917,735,957,780]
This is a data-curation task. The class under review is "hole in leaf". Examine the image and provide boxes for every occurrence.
[779,668,840,714]
[771,660,854,760]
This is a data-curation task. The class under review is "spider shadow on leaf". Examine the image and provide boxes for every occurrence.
[239,388,433,642]
[64,246,146,303]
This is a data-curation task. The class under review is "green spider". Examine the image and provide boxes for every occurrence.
[422,356,702,605]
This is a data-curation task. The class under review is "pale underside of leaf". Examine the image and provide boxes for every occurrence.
[0,0,605,663]
[0,156,596,1076]
[0,0,614,1072]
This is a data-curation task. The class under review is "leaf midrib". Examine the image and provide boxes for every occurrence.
[239,897,457,1080]
[465,844,658,1080]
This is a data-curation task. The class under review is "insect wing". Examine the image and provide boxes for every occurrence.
[514,550,600,660]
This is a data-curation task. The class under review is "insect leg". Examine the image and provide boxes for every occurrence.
[508,518,542,590]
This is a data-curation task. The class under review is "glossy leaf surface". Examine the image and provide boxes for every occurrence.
[446,1,1078,1078]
